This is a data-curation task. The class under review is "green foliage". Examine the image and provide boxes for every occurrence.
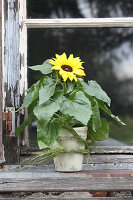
[17,80,40,111]
[16,112,36,136]
[78,79,111,106]
[97,99,126,125]
[60,91,92,125]
[39,77,56,105]
[29,59,52,74]
[92,99,102,131]
[17,59,125,153]
[88,118,109,140]
[34,90,63,121]
[37,120,62,149]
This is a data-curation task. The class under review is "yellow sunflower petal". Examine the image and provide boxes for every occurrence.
[49,60,56,65]
[68,72,74,81]
[62,52,67,59]
[59,69,64,75]
[50,53,85,82]
[73,75,77,82]
[51,66,61,70]
[74,69,86,76]
[55,54,60,59]
[62,72,69,82]
[68,54,74,61]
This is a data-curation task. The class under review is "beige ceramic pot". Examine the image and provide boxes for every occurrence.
[53,126,87,172]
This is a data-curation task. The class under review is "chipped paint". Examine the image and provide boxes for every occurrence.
[0,0,5,163]
[19,0,27,96]
[4,0,20,108]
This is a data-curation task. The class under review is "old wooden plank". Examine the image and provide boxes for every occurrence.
[3,0,20,164]
[19,0,29,149]
[0,176,133,192]
[0,198,133,200]
[0,0,4,163]
[0,167,133,178]
[85,155,133,164]
[25,18,133,28]
[90,146,133,154]
[0,168,133,192]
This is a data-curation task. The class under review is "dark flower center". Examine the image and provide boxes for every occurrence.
[61,65,73,72]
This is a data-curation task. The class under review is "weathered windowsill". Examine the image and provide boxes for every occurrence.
[0,162,133,192]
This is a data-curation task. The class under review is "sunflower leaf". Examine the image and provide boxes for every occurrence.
[29,59,52,75]
[88,118,109,140]
[39,77,56,105]
[60,91,92,125]
[79,79,111,106]
[34,90,63,121]
[92,99,102,131]
[16,112,36,136]
[97,99,126,125]
[37,120,62,149]
[17,80,40,111]
[67,81,75,93]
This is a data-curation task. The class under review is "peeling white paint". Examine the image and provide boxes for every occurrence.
[4,0,20,108]
[2,0,5,110]
[19,0,27,96]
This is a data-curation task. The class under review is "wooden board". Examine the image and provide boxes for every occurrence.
[0,177,133,192]
[0,0,4,163]
[3,0,20,164]
[85,154,133,164]
[0,198,133,200]
[0,167,133,192]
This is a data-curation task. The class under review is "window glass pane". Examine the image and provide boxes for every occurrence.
[27,0,133,19]
[28,27,133,146]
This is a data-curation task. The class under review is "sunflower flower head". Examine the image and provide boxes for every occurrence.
[49,53,85,82]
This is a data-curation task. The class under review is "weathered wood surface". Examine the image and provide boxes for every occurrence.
[0,198,133,200]
[3,0,20,164]
[0,177,133,192]
[86,154,133,164]
[0,167,133,192]
[0,0,4,163]
[26,17,133,28]
[90,146,133,154]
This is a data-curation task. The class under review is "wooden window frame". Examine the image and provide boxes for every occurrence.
[21,0,133,154]
[1,0,133,164]
[0,0,4,163]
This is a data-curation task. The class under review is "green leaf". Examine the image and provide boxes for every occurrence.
[20,92,33,109]
[111,114,126,126]
[60,91,92,125]
[92,99,102,131]
[39,77,56,105]
[17,80,40,111]
[34,90,63,121]
[67,81,74,93]
[29,59,52,75]
[97,99,126,125]
[37,120,62,149]
[79,79,111,106]
[88,118,109,140]
[16,112,36,136]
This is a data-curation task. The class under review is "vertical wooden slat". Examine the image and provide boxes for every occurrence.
[3,0,20,164]
[19,0,29,149]
[0,0,4,163]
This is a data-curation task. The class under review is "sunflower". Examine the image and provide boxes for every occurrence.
[49,53,85,82]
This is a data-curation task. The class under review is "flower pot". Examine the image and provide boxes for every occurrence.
[53,126,87,172]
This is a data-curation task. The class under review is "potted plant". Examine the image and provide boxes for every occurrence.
[16,52,125,171]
